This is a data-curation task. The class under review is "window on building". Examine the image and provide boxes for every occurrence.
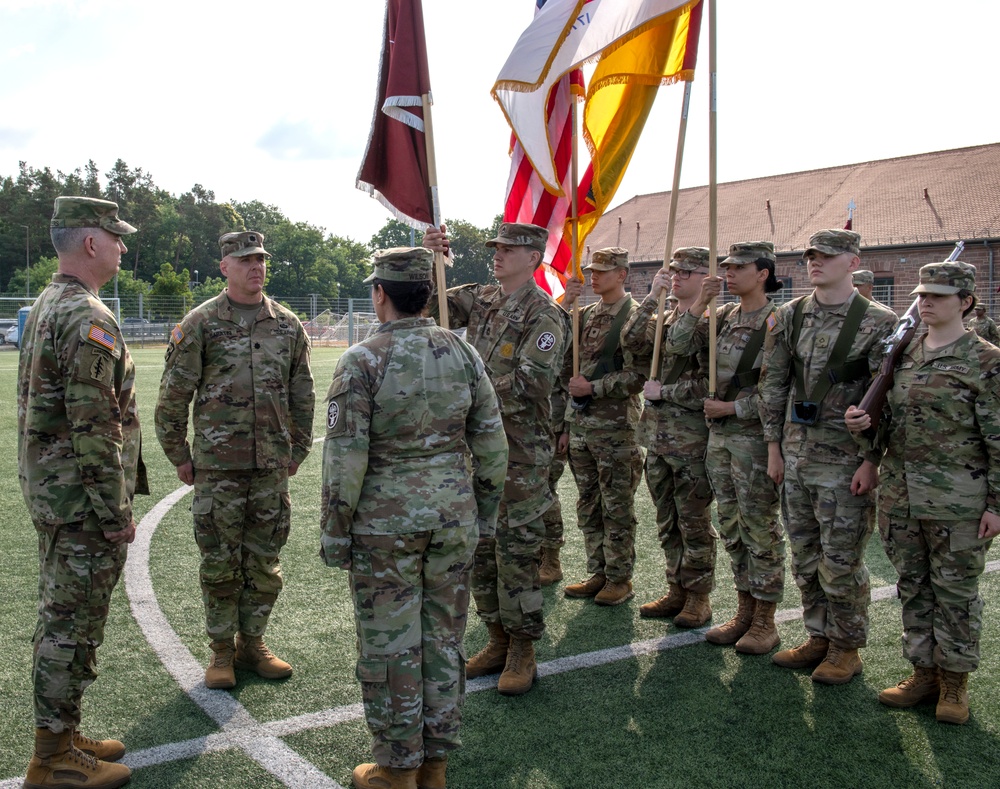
[873,277,894,306]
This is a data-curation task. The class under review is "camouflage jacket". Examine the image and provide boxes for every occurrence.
[155,290,315,471]
[621,293,709,457]
[320,317,508,566]
[967,315,1000,345]
[665,300,777,436]
[879,331,1000,520]
[562,294,647,435]
[441,279,568,467]
[759,290,897,465]
[18,274,147,532]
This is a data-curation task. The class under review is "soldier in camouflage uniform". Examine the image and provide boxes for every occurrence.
[759,229,897,684]
[560,248,647,606]
[621,248,716,628]
[321,248,507,789]
[18,197,144,789]
[847,260,1000,725]
[423,222,568,697]
[966,303,999,344]
[539,369,570,586]
[664,242,786,654]
[852,269,875,301]
[155,230,314,690]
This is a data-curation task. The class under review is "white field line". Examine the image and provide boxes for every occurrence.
[2,481,996,789]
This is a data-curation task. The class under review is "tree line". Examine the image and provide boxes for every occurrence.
[0,159,501,308]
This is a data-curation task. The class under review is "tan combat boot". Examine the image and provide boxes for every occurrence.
[878,666,940,708]
[673,592,712,628]
[595,579,634,606]
[735,600,780,655]
[205,638,237,689]
[235,634,293,679]
[24,728,131,789]
[639,584,687,619]
[352,762,418,789]
[416,757,447,789]
[465,622,509,679]
[497,636,537,696]
[538,547,563,587]
[73,729,126,762]
[811,644,863,685]
[936,670,970,724]
[772,635,829,669]
[705,591,755,645]
[564,573,607,599]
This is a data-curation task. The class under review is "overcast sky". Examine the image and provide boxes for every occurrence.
[1,0,996,245]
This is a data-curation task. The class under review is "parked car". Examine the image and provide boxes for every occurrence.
[5,324,19,347]
[0,319,15,344]
[123,317,150,324]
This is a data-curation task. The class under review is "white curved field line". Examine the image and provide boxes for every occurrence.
[3,484,996,789]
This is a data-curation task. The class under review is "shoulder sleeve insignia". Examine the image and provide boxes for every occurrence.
[87,324,117,352]
[536,332,557,352]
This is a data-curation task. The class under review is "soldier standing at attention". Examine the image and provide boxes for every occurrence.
[560,248,647,606]
[423,222,567,696]
[852,269,875,301]
[155,231,314,690]
[538,369,570,587]
[621,248,716,628]
[847,261,1000,725]
[967,303,999,345]
[18,196,144,789]
[759,229,897,684]
[664,242,786,654]
[321,248,507,789]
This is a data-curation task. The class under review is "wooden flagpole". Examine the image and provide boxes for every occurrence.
[649,80,693,380]
[571,98,582,377]
[707,0,718,397]
[422,92,450,329]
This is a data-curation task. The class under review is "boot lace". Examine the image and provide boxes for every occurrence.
[212,648,234,668]
[824,645,847,666]
[67,746,99,770]
[941,675,963,703]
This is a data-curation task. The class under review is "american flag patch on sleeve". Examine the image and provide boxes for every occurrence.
[766,313,777,331]
[171,324,184,344]
[87,324,117,351]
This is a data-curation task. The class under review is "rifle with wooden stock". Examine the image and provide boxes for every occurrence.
[857,240,965,438]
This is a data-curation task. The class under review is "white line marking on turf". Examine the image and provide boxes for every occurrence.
[6,477,992,789]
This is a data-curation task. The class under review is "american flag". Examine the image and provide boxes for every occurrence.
[88,324,116,352]
[502,0,590,299]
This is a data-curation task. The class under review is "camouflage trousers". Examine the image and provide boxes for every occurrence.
[192,468,291,641]
[33,521,126,732]
[781,454,875,649]
[706,429,785,602]
[541,451,567,549]
[644,451,716,594]
[350,523,476,769]
[472,463,550,640]
[568,429,643,583]
[880,514,991,673]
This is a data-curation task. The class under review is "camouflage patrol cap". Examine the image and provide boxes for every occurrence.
[975,303,987,312]
[220,231,270,259]
[721,241,775,267]
[50,196,137,235]
[584,247,629,271]
[363,246,434,285]
[805,229,861,257]
[670,247,710,271]
[852,269,875,285]
[485,222,548,254]
[911,260,976,296]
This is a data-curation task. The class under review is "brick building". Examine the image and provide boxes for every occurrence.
[584,143,1000,315]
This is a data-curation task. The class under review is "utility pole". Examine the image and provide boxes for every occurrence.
[21,225,29,298]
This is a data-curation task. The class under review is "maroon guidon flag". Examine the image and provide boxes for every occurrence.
[357,0,435,228]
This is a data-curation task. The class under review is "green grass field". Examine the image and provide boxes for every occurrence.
[0,345,997,788]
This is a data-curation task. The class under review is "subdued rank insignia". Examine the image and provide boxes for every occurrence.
[87,324,116,352]
[536,332,556,352]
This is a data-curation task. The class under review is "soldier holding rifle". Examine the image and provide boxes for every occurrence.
[846,258,1000,725]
